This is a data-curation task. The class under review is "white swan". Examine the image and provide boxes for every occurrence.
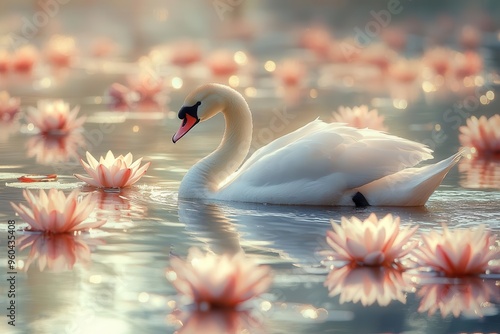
[172,83,461,206]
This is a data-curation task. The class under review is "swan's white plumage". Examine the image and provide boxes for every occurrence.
[175,83,460,206]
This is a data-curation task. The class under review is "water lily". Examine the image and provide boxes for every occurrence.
[11,189,105,233]
[26,99,85,135]
[74,150,151,189]
[388,58,420,84]
[298,25,332,59]
[108,82,135,107]
[128,71,164,102]
[332,105,387,131]
[324,213,417,267]
[0,91,21,121]
[275,58,307,86]
[360,43,397,72]
[417,279,499,318]
[452,51,482,79]
[169,40,202,67]
[459,115,500,155]
[166,247,272,309]
[324,264,412,306]
[44,35,76,67]
[422,47,453,76]
[206,50,239,77]
[12,45,38,72]
[412,224,498,277]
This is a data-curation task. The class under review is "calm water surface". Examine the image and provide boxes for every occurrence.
[0,68,499,334]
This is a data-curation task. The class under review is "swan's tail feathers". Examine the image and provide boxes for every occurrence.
[359,151,463,206]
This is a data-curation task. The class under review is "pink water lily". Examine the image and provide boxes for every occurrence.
[422,47,453,76]
[128,71,164,101]
[412,224,498,277]
[26,99,85,135]
[275,58,307,86]
[12,45,38,72]
[206,50,239,77]
[166,247,272,309]
[74,150,151,189]
[11,189,105,233]
[44,35,76,67]
[459,115,500,155]
[324,213,418,267]
[332,105,387,132]
[388,58,421,84]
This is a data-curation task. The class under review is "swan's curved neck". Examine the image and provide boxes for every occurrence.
[180,91,253,196]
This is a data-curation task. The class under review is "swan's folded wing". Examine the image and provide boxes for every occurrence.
[223,121,434,193]
[239,119,329,172]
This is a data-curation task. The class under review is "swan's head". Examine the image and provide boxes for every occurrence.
[172,83,227,143]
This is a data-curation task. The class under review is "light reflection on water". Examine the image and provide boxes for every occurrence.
[0,86,499,334]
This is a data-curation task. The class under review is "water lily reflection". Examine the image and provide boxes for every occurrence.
[417,278,499,318]
[26,131,85,165]
[171,309,264,334]
[26,99,85,135]
[459,155,500,189]
[324,264,413,306]
[93,189,147,224]
[17,233,102,272]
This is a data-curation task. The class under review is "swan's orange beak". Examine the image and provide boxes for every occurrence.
[172,114,199,143]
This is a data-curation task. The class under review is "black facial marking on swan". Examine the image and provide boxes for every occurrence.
[178,101,201,120]
[352,192,370,207]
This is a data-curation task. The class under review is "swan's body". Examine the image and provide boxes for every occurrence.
[173,83,461,206]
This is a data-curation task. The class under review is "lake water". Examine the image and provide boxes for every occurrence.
[0,64,499,334]
[1,1,500,333]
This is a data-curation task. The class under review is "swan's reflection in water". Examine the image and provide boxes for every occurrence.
[177,199,342,264]
[177,199,430,266]
[178,200,243,255]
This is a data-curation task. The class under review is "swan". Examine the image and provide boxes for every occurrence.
[172,83,461,206]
